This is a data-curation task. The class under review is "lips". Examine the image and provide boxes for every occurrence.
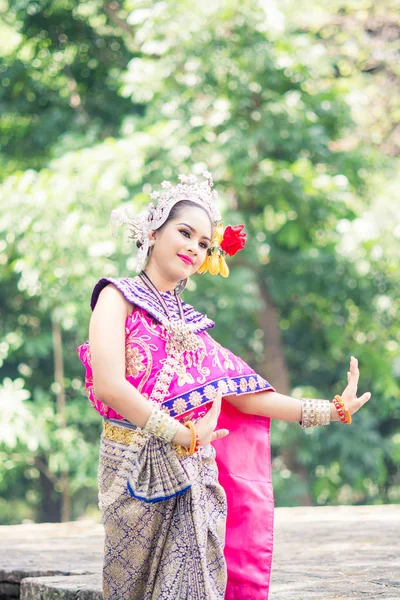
[177,254,194,266]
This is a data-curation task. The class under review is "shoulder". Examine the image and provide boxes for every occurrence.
[90,277,139,312]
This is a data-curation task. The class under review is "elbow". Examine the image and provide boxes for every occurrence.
[93,379,125,406]
[224,394,253,414]
[93,384,111,405]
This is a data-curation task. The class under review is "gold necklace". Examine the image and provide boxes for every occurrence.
[139,272,201,354]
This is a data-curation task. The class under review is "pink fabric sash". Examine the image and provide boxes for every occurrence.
[215,401,274,599]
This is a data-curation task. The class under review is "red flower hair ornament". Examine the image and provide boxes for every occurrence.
[198,223,247,277]
[220,224,247,256]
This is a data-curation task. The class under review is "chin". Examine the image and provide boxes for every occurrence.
[175,260,196,276]
[168,268,190,284]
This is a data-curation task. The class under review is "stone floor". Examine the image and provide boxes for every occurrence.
[0,504,399,599]
[270,504,400,599]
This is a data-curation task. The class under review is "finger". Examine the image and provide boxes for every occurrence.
[357,391,371,408]
[211,429,229,442]
[347,356,359,394]
[209,389,223,416]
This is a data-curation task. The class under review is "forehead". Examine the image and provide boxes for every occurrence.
[172,204,213,234]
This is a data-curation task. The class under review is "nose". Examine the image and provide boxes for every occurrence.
[186,241,198,256]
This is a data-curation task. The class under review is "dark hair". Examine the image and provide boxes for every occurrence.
[136,200,213,248]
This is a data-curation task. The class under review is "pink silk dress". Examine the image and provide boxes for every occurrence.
[77,277,275,599]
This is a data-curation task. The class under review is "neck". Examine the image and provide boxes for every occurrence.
[142,264,179,293]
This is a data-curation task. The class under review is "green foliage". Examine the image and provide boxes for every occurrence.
[0,0,399,523]
[0,0,140,175]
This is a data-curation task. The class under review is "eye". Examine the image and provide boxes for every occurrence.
[179,228,208,250]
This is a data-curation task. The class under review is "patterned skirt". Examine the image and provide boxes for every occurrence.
[98,421,227,599]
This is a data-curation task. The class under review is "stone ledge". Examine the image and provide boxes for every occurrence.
[0,505,399,599]
[20,575,102,600]
[0,520,103,585]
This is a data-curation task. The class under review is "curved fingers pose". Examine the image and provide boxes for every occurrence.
[341,356,371,416]
[196,390,229,446]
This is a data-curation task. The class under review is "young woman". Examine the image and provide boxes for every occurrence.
[77,173,371,600]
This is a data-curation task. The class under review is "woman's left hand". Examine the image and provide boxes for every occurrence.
[341,356,371,416]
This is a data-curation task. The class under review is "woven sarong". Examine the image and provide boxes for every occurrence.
[98,425,227,599]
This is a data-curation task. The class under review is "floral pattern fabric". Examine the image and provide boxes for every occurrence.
[77,307,272,423]
[99,434,227,599]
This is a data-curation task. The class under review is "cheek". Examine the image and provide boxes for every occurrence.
[159,230,180,250]
[173,232,185,249]
[196,247,208,263]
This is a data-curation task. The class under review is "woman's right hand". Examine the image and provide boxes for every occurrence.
[195,390,229,446]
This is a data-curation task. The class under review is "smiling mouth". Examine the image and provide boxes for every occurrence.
[177,254,194,266]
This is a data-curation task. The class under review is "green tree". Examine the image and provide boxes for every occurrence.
[1,0,399,523]
[0,0,140,176]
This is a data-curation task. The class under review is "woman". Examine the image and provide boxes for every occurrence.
[77,172,370,600]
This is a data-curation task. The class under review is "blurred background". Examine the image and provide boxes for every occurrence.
[0,0,399,525]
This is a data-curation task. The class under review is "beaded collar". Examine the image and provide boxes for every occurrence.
[90,276,215,334]
[138,271,203,353]
[139,271,185,321]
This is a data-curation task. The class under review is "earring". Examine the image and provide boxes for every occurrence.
[174,278,187,295]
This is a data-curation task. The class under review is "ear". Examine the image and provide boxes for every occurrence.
[148,230,156,246]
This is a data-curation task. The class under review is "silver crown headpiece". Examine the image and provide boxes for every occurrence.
[111,171,221,273]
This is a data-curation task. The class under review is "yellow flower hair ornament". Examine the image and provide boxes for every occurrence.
[198,223,247,277]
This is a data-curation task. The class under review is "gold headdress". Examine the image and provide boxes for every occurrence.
[111,171,246,276]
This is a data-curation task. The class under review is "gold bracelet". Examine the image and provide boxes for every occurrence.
[142,407,180,442]
[173,421,200,458]
[300,399,331,428]
[184,421,199,456]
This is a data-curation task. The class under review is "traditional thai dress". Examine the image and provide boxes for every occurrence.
[77,277,275,599]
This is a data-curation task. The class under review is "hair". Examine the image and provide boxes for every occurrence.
[136,200,213,248]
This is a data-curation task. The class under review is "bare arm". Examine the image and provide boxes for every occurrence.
[224,357,371,421]
[89,284,191,448]
[225,391,339,421]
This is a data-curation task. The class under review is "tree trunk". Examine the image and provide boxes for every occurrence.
[36,455,61,522]
[52,314,70,522]
[256,278,312,505]
[257,279,291,395]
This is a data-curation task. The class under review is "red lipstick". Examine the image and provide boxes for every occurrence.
[177,254,194,266]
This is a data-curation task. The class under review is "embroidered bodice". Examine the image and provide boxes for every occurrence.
[77,277,273,422]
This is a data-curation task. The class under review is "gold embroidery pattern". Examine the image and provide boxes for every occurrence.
[249,376,257,391]
[172,398,187,414]
[204,384,217,400]
[217,380,229,395]
[125,345,146,378]
[148,330,208,406]
[99,439,227,599]
[257,374,266,388]
[228,379,237,392]
[103,421,148,446]
[124,319,154,392]
[189,391,202,406]
[203,333,248,376]
[162,375,271,418]
[240,378,248,392]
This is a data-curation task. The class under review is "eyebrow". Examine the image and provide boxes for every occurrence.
[178,223,211,243]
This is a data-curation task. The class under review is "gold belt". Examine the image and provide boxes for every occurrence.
[103,421,147,445]
[103,419,200,458]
